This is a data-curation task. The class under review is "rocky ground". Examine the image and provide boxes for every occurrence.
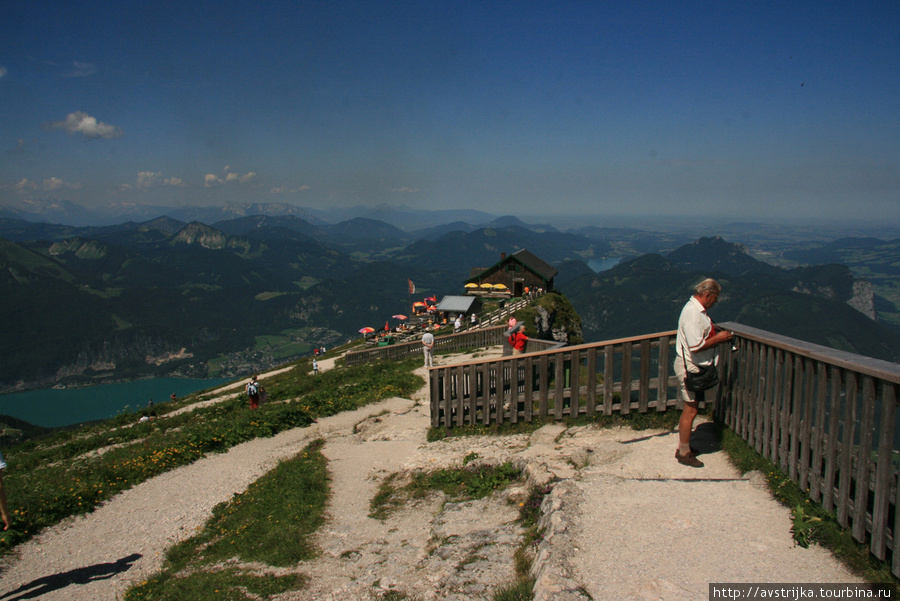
[0,350,860,601]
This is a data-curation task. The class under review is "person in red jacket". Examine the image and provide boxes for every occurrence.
[508,323,528,355]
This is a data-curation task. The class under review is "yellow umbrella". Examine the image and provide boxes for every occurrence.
[492,283,508,290]
[464,283,479,289]
[480,283,494,289]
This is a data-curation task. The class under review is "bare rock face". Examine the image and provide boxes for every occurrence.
[532,296,584,345]
[848,279,877,320]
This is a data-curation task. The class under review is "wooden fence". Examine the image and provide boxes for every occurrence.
[428,321,900,576]
[429,330,683,427]
[345,326,508,366]
[716,321,900,576]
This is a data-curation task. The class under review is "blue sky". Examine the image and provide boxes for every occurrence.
[1,1,898,224]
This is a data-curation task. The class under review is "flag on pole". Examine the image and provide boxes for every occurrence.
[408,279,415,295]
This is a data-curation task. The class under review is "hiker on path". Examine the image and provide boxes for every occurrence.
[674,278,733,468]
[422,330,435,368]
[312,358,318,375]
[0,448,11,531]
[246,376,261,410]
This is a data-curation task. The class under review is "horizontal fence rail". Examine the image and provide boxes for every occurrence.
[345,326,508,366]
[716,322,900,577]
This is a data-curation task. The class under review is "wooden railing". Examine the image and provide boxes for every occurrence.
[716,321,900,576]
[429,321,900,576]
[344,326,508,366]
[429,330,682,427]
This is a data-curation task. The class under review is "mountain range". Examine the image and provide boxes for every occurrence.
[2,204,899,393]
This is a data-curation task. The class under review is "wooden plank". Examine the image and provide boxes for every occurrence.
[770,348,784,465]
[571,349,582,417]
[658,336,670,413]
[603,346,614,415]
[639,339,651,413]
[454,365,465,427]
[430,369,441,428]
[836,372,858,527]
[443,368,454,428]
[851,376,876,543]
[872,382,897,560]
[524,356,534,423]
[751,342,764,452]
[621,342,633,415]
[735,340,750,437]
[481,361,491,426]
[789,354,804,482]
[821,366,842,512]
[762,346,775,460]
[777,351,793,473]
[809,362,828,502]
[586,347,597,417]
[554,353,565,419]
[539,355,549,420]
[510,359,520,424]
[799,358,816,493]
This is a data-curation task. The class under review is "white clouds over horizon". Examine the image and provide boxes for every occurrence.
[47,111,123,139]
[12,177,81,193]
[205,167,257,187]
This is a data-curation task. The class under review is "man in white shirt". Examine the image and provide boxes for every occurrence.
[674,278,733,467]
[422,331,435,368]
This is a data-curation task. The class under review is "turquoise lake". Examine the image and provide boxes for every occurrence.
[0,377,231,428]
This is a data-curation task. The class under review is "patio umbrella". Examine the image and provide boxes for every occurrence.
[385,321,390,331]
[493,283,508,290]
[464,283,479,289]
[392,314,408,320]
[480,283,494,289]
[359,327,375,334]
[413,301,426,307]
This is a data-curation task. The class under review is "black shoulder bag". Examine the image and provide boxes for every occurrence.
[682,343,719,392]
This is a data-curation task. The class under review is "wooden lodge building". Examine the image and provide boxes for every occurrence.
[465,249,557,297]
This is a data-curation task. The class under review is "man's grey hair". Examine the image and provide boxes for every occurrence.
[694,278,721,296]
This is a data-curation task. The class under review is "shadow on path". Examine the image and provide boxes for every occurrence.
[619,421,721,455]
[0,553,142,601]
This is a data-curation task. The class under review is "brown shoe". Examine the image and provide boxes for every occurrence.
[675,450,704,468]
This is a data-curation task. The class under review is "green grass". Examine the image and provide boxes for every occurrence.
[718,425,898,592]
[491,483,554,601]
[369,463,522,521]
[124,440,327,600]
[0,357,423,552]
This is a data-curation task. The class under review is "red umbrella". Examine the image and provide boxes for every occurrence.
[392,314,408,320]
[359,327,375,334]
[385,321,390,331]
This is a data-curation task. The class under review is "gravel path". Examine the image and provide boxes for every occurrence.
[0,352,861,601]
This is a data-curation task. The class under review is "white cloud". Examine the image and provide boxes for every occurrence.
[206,167,256,187]
[42,177,81,191]
[133,172,187,190]
[13,179,38,192]
[47,111,123,139]
[137,171,162,189]
[63,61,97,78]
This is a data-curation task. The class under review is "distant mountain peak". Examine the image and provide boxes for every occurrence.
[172,222,228,249]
